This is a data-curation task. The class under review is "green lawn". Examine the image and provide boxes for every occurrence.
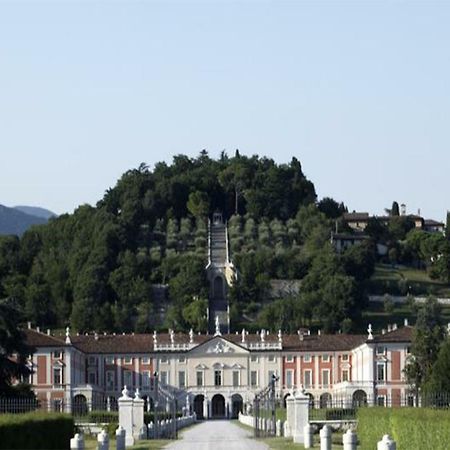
[369,264,450,297]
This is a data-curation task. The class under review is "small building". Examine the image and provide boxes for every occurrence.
[423,219,445,234]
[342,212,370,231]
[331,232,370,253]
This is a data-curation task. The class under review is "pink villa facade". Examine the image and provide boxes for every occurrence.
[23,323,413,418]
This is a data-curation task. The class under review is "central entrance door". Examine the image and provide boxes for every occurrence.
[211,394,225,418]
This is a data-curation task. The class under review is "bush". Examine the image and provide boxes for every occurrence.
[357,407,450,450]
[0,412,74,450]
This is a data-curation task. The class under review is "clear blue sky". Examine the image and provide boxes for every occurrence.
[0,1,449,220]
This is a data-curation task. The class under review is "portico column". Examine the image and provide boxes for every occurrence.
[203,396,208,419]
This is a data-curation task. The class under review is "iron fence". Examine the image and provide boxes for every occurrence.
[307,392,450,422]
[253,374,279,438]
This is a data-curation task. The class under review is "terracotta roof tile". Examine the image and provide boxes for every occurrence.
[373,326,413,343]
[24,328,411,353]
[24,329,66,347]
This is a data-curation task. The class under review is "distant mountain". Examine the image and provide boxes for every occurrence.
[0,204,49,236]
[14,205,56,220]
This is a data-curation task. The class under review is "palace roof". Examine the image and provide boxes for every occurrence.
[24,327,404,354]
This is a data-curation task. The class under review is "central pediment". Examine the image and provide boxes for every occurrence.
[188,336,249,356]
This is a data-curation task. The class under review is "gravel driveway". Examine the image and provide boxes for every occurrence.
[164,420,269,450]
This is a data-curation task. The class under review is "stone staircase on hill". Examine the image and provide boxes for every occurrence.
[207,213,234,334]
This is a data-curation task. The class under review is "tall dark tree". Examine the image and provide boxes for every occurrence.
[391,201,400,216]
[0,298,33,396]
[404,297,445,394]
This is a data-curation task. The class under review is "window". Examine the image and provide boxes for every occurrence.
[342,370,349,382]
[178,371,186,388]
[141,357,150,365]
[124,370,133,387]
[250,355,259,363]
[322,370,330,387]
[376,346,386,355]
[406,346,411,355]
[160,371,168,385]
[53,351,62,359]
[233,371,240,387]
[322,354,330,362]
[250,370,258,387]
[214,370,222,387]
[341,354,349,361]
[377,363,385,382]
[196,371,204,387]
[160,356,168,364]
[268,355,276,363]
[142,371,151,387]
[53,368,62,385]
[88,356,97,366]
[105,356,114,365]
[286,370,294,389]
[304,370,312,388]
[178,356,186,363]
[124,357,133,365]
[286,355,294,363]
[106,370,115,390]
[88,371,96,385]
[303,354,312,363]
[377,396,386,407]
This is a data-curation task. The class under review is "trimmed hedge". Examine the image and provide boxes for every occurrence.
[357,407,450,450]
[0,412,74,450]
[80,410,182,424]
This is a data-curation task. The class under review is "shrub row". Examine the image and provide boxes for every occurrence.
[82,410,182,424]
[0,412,74,450]
[357,407,450,450]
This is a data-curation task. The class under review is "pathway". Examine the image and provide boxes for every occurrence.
[164,420,269,450]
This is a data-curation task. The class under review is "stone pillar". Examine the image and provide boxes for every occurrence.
[276,420,282,437]
[115,426,126,450]
[285,395,294,438]
[304,423,314,449]
[377,434,397,450]
[343,429,357,450]
[320,425,332,450]
[292,392,310,444]
[118,386,134,447]
[97,430,109,450]
[70,433,84,450]
[132,389,145,441]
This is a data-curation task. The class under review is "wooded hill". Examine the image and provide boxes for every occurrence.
[0,151,449,335]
